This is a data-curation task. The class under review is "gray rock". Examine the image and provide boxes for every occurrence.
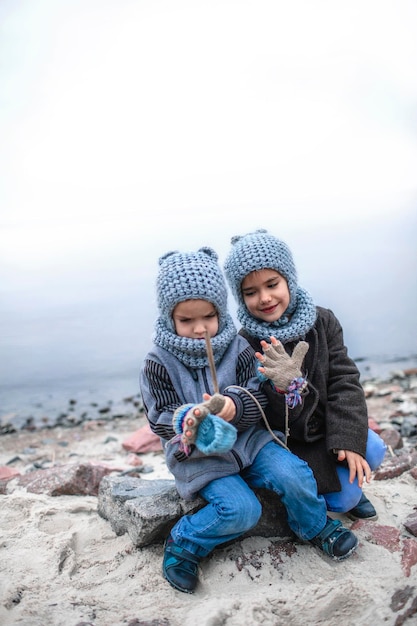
[98,476,293,547]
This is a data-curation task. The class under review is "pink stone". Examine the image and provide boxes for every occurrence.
[16,462,116,496]
[0,466,21,480]
[126,453,144,467]
[368,418,382,434]
[401,538,417,577]
[374,450,417,480]
[122,424,162,453]
[379,428,403,450]
[352,520,401,552]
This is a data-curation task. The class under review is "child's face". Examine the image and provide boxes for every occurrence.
[241,269,290,322]
[172,299,219,339]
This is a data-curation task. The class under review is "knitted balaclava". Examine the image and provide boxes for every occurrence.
[223,229,317,343]
[224,229,298,314]
[154,247,236,367]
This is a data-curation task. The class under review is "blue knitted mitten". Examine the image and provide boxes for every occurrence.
[171,394,232,455]
[195,414,237,454]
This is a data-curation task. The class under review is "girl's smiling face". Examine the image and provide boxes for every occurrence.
[172,299,219,338]
[241,269,290,322]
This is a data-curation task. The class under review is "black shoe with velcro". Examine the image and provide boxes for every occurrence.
[310,517,358,561]
[162,534,200,593]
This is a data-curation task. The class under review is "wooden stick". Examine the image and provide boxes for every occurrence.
[204,330,219,394]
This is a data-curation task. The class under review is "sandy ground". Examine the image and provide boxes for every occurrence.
[1,411,417,626]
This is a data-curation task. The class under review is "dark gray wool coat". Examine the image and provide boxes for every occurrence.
[240,306,369,494]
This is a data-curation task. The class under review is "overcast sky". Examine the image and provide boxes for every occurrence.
[1,0,417,398]
[1,0,416,268]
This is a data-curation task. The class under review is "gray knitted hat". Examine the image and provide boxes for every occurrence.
[157,246,229,332]
[223,229,298,315]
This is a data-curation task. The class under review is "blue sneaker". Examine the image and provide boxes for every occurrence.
[310,517,358,561]
[162,534,200,593]
[347,493,378,521]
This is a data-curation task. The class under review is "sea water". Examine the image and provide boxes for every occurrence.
[1,209,416,418]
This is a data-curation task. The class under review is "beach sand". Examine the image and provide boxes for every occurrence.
[1,390,417,626]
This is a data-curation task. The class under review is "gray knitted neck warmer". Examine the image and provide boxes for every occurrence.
[237,286,317,343]
[153,313,237,368]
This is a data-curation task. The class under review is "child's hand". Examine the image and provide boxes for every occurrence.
[172,395,236,455]
[172,394,226,450]
[336,449,372,487]
[255,336,309,392]
[203,393,236,422]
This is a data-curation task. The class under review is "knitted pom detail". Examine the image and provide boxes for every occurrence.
[198,246,218,261]
[159,247,217,266]
[277,377,308,408]
[158,250,179,265]
[230,229,267,246]
[170,432,192,457]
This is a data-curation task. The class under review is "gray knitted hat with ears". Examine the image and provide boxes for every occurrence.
[157,247,229,332]
[223,229,298,315]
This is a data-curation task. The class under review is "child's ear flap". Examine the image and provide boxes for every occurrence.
[158,251,179,265]
[198,247,218,262]
[231,229,268,245]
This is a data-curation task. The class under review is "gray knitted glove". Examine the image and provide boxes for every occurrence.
[257,338,309,395]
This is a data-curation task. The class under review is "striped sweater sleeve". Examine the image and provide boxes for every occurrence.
[224,344,269,431]
[140,358,182,442]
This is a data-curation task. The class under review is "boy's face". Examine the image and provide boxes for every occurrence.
[172,299,219,339]
[241,269,290,322]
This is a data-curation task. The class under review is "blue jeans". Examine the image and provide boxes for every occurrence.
[171,441,328,557]
[324,429,387,512]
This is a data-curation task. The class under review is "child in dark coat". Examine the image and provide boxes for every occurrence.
[223,229,387,519]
